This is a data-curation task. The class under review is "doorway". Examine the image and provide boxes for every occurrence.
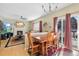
[56,17,65,46]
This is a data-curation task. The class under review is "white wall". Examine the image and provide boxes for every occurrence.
[13,25,26,36]
[12,20,29,36]
[33,4,79,32]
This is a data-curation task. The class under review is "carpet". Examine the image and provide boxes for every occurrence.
[47,47,62,56]
[5,37,24,47]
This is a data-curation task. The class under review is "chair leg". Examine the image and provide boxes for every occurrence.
[46,48,48,55]
[29,50,33,56]
[28,48,32,56]
[45,45,48,56]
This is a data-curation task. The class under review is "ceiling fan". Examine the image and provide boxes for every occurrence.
[20,16,27,20]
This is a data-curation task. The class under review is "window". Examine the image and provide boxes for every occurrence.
[33,22,39,32]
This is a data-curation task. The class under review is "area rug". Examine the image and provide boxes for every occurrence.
[47,47,73,56]
[5,37,24,47]
[47,47,62,56]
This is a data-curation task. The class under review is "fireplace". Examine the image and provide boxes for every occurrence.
[17,31,23,36]
[16,31,24,40]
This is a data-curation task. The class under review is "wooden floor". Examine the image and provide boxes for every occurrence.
[0,44,29,56]
[0,39,9,47]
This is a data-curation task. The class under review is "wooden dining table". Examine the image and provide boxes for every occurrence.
[32,33,58,56]
[32,35,48,56]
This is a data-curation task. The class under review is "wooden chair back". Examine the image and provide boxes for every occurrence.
[28,32,40,55]
[47,32,53,45]
[28,32,33,48]
[53,34,58,46]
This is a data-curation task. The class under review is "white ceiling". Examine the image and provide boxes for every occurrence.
[0,3,71,21]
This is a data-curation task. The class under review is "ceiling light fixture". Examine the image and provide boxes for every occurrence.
[20,16,27,20]
[42,3,58,15]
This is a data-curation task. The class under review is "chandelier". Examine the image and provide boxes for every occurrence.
[42,3,58,15]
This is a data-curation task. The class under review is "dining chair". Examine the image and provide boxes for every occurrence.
[45,32,59,56]
[52,33,58,54]
[28,32,40,56]
[54,34,58,46]
[45,32,54,55]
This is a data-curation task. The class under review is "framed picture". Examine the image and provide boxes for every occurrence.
[43,22,47,27]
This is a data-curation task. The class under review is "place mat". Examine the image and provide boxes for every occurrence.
[35,37,40,40]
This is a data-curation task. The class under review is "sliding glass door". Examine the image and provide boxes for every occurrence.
[56,15,78,49]
[56,17,65,46]
[71,16,78,49]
